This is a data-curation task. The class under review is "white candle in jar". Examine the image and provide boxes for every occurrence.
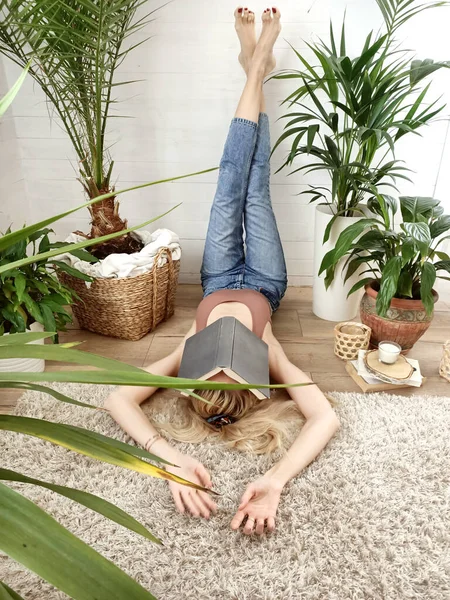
[378,341,402,364]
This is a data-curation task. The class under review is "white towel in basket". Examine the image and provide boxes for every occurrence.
[57,229,181,279]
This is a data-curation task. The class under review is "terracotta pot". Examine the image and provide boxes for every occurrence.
[360,281,439,353]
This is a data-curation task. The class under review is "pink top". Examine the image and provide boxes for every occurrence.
[195,289,272,338]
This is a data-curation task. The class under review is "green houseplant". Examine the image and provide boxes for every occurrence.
[319,194,450,350]
[271,0,449,322]
[0,0,160,256]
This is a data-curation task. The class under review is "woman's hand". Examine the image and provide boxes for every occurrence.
[231,476,283,535]
[165,453,217,519]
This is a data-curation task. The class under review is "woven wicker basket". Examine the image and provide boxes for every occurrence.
[59,247,180,341]
[439,340,450,382]
[334,321,371,361]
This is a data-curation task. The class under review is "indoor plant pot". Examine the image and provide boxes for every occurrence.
[360,281,439,352]
[0,321,45,373]
[313,205,365,321]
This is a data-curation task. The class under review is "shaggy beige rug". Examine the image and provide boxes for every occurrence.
[1,384,449,599]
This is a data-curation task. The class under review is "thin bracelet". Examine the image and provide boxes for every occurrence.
[144,433,162,453]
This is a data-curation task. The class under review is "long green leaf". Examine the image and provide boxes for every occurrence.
[0,582,24,600]
[0,482,156,600]
[0,64,29,117]
[0,344,143,373]
[0,381,99,410]
[0,415,206,489]
[0,332,55,345]
[0,469,160,544]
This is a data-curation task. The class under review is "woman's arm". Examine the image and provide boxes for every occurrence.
[264,343,340,486]
[232,335,340,535]
[104,323,217,519]
[104,346,184,454]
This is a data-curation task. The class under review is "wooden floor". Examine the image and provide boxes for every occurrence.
[1,285,450,414]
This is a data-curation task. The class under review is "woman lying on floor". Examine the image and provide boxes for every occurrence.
[106,7,340,536]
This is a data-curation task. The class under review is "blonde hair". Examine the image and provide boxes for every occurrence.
[159,388,304,455]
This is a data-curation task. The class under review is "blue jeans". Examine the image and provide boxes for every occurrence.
[200,113,288,312]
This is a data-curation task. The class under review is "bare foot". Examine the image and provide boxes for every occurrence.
[254,7,281,76]
[235,7,256,74]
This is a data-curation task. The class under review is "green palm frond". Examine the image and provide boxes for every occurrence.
[0,0,159,193]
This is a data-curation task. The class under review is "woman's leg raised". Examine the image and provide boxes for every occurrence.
[200,8,268,295]
[243,8,287,311]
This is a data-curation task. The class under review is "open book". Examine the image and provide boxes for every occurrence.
[178,316,270,399]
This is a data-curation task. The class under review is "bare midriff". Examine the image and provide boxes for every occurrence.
[195,289,272,339]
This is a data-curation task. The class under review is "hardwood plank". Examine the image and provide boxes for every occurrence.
[154,307,195,337]
[57,329,154,367]
[420,311,450,344]
[281,339,345,374]
[0,389,22,414]
[271,309,303,341]
[175,284,203,308]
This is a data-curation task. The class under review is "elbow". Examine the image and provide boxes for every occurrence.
[104,392,133,414]
[330,412,341,433]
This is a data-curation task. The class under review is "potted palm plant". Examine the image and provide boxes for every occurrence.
[0,0,198,340]
[319,195,450,351]
[271,0,449,321]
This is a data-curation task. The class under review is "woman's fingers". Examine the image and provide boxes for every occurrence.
[190,491,212,519]
[238,484,255,510]
[198,490,217,514]
[181,491,201,517]
[195,463,212,488]
[230,510,246,530]
[243,516,256,535]
[266,516,276,532]
[255,519,266,536]
[172,489,185,514]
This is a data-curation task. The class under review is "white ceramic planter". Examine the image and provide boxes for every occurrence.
[313,205,365,322]
[0,321,45,373]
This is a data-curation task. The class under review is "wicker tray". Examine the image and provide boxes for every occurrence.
[59,247,180,341]
[363,349,414,384]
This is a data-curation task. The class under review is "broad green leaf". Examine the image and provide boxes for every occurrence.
[420,262,437,316]
[434,260,450,275]
[319,219,378,275]
[0,482,157,600]
[13,273,27,303]
[376,256,403,316]
[401,222,431,257]
[430,215,450,238]
[0,469,160,544]
[49,261,93,282]
[402,237,417,265]
[397,271,413,298]
[0,381,99,410]
[347,277,373,298]
[400,196,441,222]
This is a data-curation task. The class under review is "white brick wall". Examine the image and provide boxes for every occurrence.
[1,0,449,285]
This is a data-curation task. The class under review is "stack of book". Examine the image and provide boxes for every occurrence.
[346,349,425,392]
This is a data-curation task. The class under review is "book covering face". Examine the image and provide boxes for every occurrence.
[178,317,270,399]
